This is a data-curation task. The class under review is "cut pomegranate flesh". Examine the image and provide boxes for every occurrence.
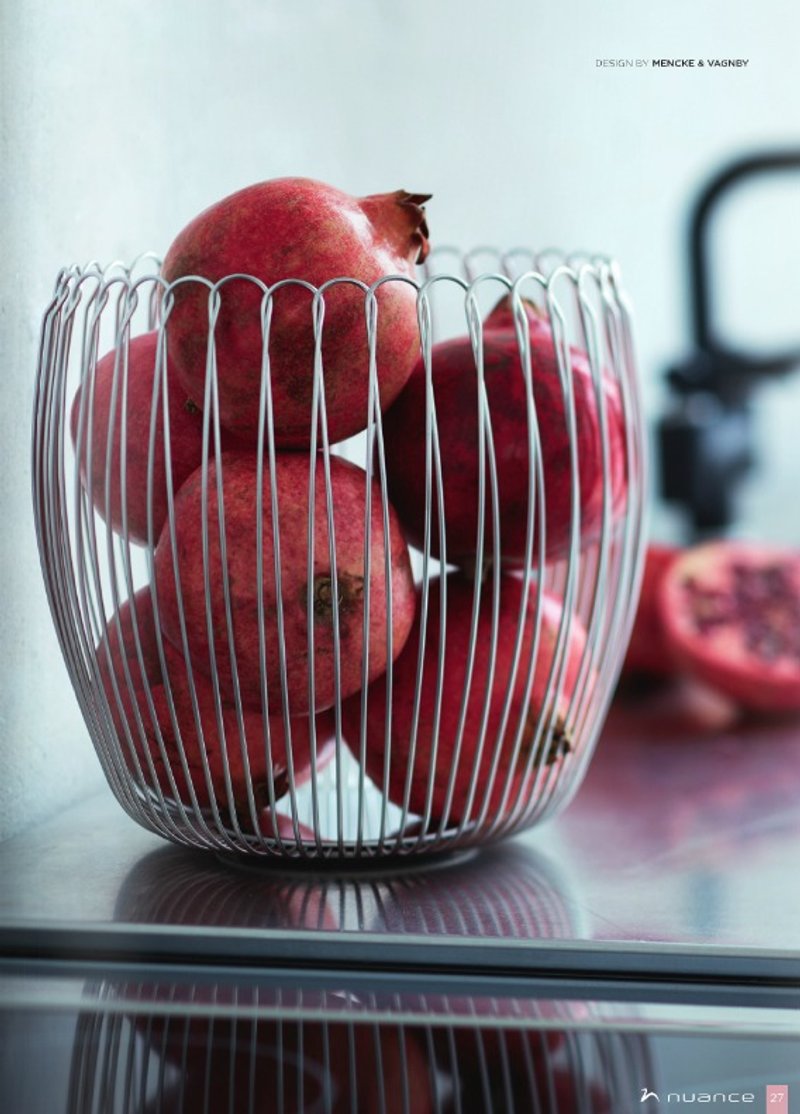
[660,542,800,712]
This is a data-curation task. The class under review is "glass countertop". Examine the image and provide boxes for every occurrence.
[2,684,799,983]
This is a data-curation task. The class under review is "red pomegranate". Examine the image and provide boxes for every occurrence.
[381,295,628,566]
[659,541,800,712]
[70,332,225,547]
[95,586,166,742]
[96,587,162,689]
[622,543,679,677]
[342,574,589,826]
[143,641,335,814]
[161,178,431,447]
[153,452,416,715]
[96,591,335,816]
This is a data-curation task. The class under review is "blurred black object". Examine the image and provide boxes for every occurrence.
[659,149,800,535]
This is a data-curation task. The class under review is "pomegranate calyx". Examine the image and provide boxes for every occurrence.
[311,573,365,621]
[520,710,572,766]
[359,189,432,265]
[546,719,572,764]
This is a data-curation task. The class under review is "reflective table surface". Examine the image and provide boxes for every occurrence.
[3,972,799,1114]
[3,683,800,983]
[3,687,800,1110]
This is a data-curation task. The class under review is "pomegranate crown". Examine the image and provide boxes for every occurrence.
[360,189,432,265]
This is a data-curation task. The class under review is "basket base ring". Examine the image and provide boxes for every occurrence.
[213,844,481,879]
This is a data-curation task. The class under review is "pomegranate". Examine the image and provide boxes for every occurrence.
[153,452,416,715]
[659,541,800,712]
[161,178,431,447]
[381,295,628,565]
[142,640,336,813]
[96,592,335,815]
[96,587,162,692]
[342,574,589,826]
[95,587,165,743]
[70,332,225,547]
[622,543,679,677]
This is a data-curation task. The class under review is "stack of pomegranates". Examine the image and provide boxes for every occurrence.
[72,176,630,842]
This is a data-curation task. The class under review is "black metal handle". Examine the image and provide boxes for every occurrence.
[660,149,800,535]
[688,148,800,381]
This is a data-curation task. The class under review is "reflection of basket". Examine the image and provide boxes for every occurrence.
[69,984,655,1114]
[32,248,646,859]
[112,838,582,938]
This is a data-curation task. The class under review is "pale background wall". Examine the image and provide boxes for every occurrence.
[2,0,799,840]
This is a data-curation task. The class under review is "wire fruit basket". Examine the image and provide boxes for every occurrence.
[32,246,646,861]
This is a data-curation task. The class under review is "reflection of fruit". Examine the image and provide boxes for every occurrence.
[114,845,338,930]
[148,1017,434,1114]
[117,865,342,1072]
[97,593,335,819]
[622,544,678,677]
[343,574,588,826]
[70,332,214,546]
[154,453,416,715]
[382,295,627,565]
[367,847,595,1076]
[369,842,576,939]
[162,178,431,447]
[659,542,800,712]
[438,1027,610,1114]
[355,1025,434,1114]
[77,999,649,1114]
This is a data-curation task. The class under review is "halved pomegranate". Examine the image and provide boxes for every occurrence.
[622,543,679,677]
[659,541,800,712]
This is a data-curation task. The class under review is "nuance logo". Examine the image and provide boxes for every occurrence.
[640,1089,755,1104]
